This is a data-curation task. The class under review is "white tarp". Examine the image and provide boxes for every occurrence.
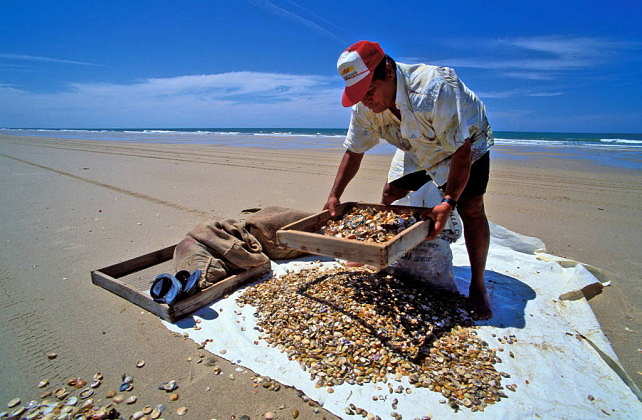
[162,224,641,419]
[162,175,639,419]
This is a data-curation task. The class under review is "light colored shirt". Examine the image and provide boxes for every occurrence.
[343,62,493,185]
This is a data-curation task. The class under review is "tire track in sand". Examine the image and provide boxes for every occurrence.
[0,153,210,218]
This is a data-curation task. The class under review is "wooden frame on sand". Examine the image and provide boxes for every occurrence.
[91,244,271,322]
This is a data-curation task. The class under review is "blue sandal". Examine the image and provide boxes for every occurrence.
[150,273,183,305]
[175,269,201,296]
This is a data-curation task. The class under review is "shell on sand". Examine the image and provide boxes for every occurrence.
[176,406,188,416]
[79,389,94,399]
[11,407,26,417]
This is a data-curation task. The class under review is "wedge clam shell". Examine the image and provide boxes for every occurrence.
[10,407,25,417]
[158,380,177,392]
[79,389,94,399]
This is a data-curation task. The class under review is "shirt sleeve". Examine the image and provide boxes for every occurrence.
[431,68,490,154]
[343,105,380,153]
[431,79,467,153]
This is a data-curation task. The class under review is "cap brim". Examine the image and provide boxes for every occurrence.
[341,73,373,107]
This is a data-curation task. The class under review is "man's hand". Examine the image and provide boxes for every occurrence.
[426,202,453,240]
[323,196,341,217]
[323,151,364,218]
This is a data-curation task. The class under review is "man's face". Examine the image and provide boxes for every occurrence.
[361,77,396,113]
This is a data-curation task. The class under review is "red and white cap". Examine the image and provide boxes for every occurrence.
[337,41,385,107]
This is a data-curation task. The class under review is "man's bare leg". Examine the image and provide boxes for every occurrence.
[381,182,410,205]
[458,194,492,319]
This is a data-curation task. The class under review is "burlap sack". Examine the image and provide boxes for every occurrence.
[174,219,269,289]
[243,206,312,260]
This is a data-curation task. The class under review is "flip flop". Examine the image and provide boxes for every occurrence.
[175,269,201,296]
[150,273,183,305]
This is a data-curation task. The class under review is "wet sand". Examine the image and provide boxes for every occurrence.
[0,134,640,416]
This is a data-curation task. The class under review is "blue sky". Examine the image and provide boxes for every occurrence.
[1,0,641,132]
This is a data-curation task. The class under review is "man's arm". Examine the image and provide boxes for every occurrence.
[323,150,364,216]
[427,139,473,240]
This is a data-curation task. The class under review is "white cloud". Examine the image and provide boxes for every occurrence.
[499,36,639,57]
[248,0,345,44]
[478,88,564,99]
[0,53,99,66]
[0,71,347,127]
[501,71,556,80]
[428,36,641,72]
[527,91,564,97]
[434,57,590,71]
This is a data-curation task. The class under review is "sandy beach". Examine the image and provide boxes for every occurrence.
[1,134,640,417]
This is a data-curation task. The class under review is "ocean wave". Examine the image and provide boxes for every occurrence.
[38,128,110,133]
[495,137,642,148]
[252,132,344,138]
[213,131,243,135]
[494,138,568,146]
[600,138,642,144]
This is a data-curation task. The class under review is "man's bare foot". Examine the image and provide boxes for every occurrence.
[468,287,492,320]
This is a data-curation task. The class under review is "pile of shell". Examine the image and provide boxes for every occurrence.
[2,370,176,420]
[238,267,509,412]
[3,375,121,419]
[319,207,418,243]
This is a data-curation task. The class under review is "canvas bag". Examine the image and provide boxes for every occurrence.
[174,219,270,289]
[243,206,313,260]
[392,182,463,292]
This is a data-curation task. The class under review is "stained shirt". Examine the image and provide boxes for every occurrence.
[343,62,493,185]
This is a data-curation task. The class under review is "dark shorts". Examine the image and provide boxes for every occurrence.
[389,152,490,200]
